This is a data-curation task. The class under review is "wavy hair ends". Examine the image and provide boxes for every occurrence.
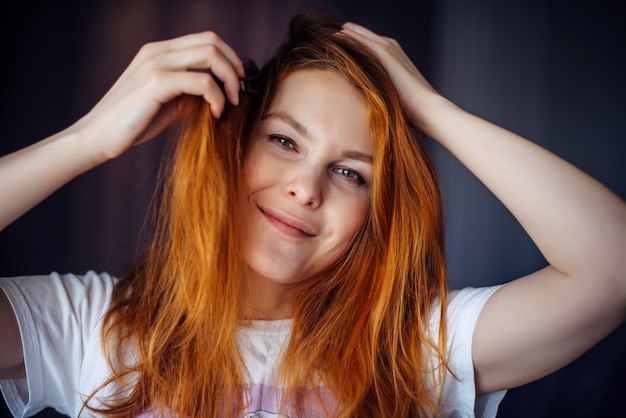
[88,84,260,416]
[89,10,449,418]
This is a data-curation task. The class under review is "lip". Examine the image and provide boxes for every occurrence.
[259,206,317,238]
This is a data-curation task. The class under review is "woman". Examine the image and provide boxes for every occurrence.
[1,11,624,418]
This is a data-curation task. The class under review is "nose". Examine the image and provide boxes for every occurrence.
[285,169,323,209]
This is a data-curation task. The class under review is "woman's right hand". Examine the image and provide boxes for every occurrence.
[0,31,244,231]
[75,31,245,165]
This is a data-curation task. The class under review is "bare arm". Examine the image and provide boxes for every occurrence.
[343,23,626,393]
[0,31,243,231]
[0,31,243,378]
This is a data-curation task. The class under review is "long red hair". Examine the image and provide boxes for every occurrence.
[87,11,449,417]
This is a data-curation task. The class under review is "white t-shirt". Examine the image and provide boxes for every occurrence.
[0,272,506,417]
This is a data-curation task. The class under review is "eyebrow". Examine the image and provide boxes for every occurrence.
[265,111,312,140]
[264,111,374,164]
[342,150,373,164]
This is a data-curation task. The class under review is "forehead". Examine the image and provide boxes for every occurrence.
[267,69,373,152]
[272,68,365,106]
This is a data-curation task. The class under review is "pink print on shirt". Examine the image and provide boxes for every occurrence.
[133,383,337,417]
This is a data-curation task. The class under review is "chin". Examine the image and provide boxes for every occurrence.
[244,259,311,285]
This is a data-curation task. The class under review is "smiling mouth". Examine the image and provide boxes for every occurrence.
[259,206,316,238]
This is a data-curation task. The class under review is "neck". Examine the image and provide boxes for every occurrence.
[241,267,297,320]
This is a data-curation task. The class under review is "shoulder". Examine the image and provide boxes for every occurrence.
[430,286,503,337]
[0,271,118,336]
[428,286,506,418]
[0,271,120,416]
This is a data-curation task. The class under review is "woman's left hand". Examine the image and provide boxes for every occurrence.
[341,22,443,129]
[344,20,626,395]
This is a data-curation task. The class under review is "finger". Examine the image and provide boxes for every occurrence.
[185,71,228,118]
[341,22,382,42]
[340,24,384,53]
[340,24,400,63]
[125,33,219,74]
[190,33,246,94]
[339,26,379,51]
[151,44,242,106]
[150,31,245,78]
[150,70,227,119]
[136,96,196,144]
[112,32,245,107]
[202,33,246,79]
[104,33,227,101]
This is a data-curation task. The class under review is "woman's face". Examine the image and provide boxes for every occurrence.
[240,68,374,285]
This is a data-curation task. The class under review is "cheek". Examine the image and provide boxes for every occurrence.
[330,196,370,243]
[242,149,261,193]
[242,139,275,193]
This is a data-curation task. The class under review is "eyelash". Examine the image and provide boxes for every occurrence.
[269,135,296,150]
[267,134,367,186]
[333,167,366,186]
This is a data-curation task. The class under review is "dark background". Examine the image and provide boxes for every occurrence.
[1,0,625,417]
